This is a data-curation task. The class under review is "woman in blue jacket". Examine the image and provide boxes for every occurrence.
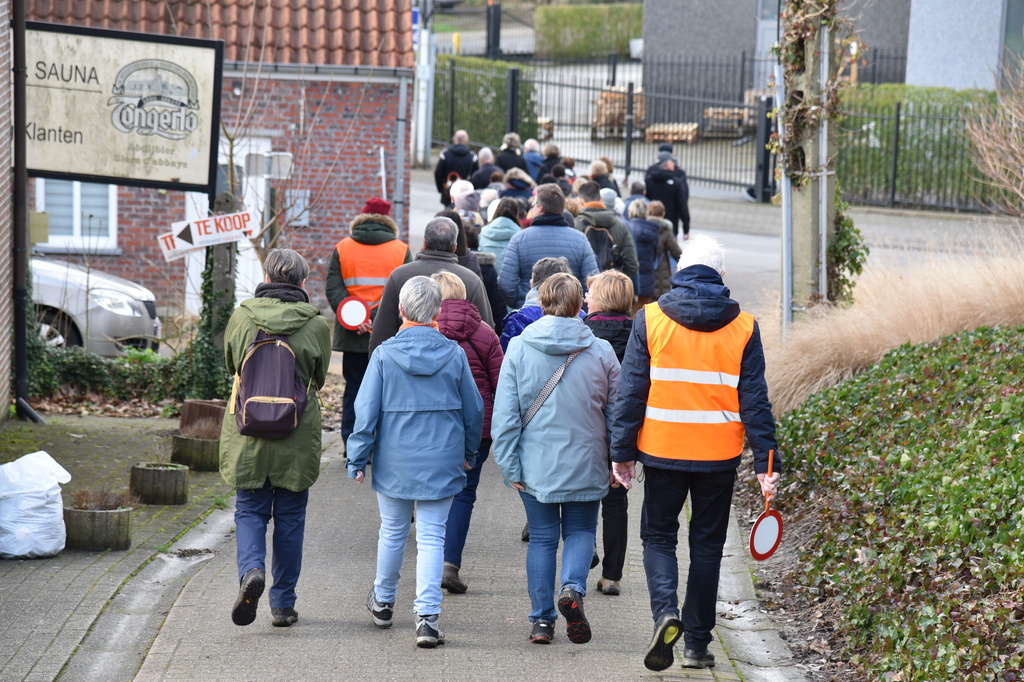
[627,199,661,311]
[491,273,620,646]
[347,276,484,649]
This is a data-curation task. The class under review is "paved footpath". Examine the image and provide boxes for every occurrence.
[133,437,801,682]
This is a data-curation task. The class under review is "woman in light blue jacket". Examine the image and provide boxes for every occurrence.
[491,273,620,646]
[478,198,521,273]
[348,276,484,649]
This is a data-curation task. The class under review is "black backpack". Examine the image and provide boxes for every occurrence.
[230,329,309,439]
[580,216,624,272]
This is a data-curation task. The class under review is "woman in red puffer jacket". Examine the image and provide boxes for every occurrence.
[430,271,504,595]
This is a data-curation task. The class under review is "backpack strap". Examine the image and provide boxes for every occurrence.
[521,350,581,430]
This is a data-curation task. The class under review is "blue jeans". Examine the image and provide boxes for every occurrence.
[518,492,599,623]
[640,466,736,651]
[235,479,309,609]
[341,351,369,442]
[443,438,490,567]
[374,493,454,616]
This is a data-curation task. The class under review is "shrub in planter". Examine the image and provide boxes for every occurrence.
[171,417,221,472]
[64,488,139,551]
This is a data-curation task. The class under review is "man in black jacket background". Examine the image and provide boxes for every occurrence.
[435,130,479,206]
[645,149,690,239]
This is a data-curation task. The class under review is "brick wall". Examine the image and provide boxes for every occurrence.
[0,0,13,417]
[31,75,413,317]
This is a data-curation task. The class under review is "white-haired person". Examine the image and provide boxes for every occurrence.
[491,273,620,645]
[608,234,780,671]
[348,276,484,648]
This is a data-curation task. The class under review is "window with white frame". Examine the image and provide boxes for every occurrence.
[34,179,118,252]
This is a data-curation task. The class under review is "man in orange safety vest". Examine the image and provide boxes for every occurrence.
[608,234,780,672]
[325,198,411,446]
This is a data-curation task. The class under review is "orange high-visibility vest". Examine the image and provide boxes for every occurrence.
[636,302,755,462]
[335,237,408,310]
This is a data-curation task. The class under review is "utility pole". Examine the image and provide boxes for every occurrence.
[413,0,436,167]
[779,13,835,325]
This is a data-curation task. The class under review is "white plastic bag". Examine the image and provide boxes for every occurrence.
[0,451,72,559]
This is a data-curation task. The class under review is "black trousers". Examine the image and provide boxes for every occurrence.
[640,465,736,652]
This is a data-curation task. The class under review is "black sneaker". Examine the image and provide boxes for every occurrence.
[557,587,591,644]
[681,648,716,669]
[271,607,298,627]
[530,620,554,644]
[366,588,394,628]
[441,562,468,594]
[415,614,445,648]
[231,567,265,626]
[643,613,683,671]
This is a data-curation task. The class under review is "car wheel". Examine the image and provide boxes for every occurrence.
[37,309,82,348]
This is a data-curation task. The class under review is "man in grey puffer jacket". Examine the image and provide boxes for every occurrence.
[497,183,599,308]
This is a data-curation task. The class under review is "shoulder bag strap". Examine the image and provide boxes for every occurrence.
[520,350,581,430]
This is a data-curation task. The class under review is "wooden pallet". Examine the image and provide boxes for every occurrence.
[644,122,699,145]
[591,86,647,139]
[536,117,554,141]
[702,107,745,138]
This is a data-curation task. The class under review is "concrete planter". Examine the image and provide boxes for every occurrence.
[170,435,220,472]
[129,462,189,505]
[179,399,227,432]
[63,507,132,551]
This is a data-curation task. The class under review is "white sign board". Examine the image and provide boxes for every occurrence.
[158,211,259,262]
[26,23,222,192]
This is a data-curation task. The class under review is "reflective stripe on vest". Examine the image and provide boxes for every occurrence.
[336,237,408,309]
[636,302,754,462]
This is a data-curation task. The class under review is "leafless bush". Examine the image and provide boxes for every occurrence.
[965,55,1024,216]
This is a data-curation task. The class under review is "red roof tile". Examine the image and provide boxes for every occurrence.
[28,0,414,69]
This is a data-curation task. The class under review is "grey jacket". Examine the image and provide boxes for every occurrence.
[368,251,493,353]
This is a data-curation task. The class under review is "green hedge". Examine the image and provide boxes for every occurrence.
[779,326,1024,677]
[534,5,642,59]
[836,84,1001,209]
[433,55,538,149]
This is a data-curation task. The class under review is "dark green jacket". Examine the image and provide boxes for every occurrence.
[325,214,412,353]
[574,206,639,279]
[219,296,332,492]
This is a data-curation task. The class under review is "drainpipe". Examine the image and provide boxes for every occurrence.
[12,0,44,423]
[395,77,409,238]
[775,63,793,338]
[818,24,829,301]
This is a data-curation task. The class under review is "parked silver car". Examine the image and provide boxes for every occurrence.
[31,257,162,357]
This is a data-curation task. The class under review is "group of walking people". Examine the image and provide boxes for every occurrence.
[217,143,780,671]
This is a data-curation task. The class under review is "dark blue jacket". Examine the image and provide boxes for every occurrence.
[628,217,660,298]
[608,265,779,474]
[497,212,599,308]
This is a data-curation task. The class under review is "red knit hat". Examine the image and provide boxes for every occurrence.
[361,197,391,216]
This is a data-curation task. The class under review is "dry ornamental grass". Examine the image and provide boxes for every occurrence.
[761,224,1024,416]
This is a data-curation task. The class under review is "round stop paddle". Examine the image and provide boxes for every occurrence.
[749,449,783,561]
[336,296,371,331]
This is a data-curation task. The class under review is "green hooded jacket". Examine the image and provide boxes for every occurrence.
[219,296,332,492]
[325,213,412,353]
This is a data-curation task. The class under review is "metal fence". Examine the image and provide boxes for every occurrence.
[837,102,994,211]
[432,55,990,212]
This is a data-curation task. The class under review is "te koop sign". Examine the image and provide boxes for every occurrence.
[158,211,259,261]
